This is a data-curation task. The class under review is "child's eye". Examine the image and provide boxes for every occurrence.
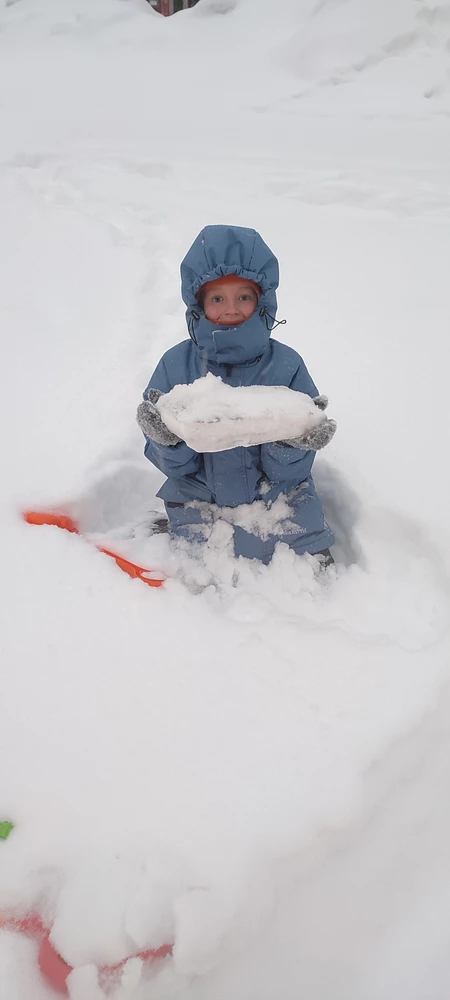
[239,294,251,301]
[211,295,223,303]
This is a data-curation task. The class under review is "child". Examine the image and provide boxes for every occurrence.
[137,225,336,565]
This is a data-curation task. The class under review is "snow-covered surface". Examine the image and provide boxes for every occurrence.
[157,375,325,451]
[1,1,450,998]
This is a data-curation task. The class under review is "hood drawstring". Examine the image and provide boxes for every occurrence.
[259,306,287,332]
[191,306,285,340]
[188,310,200,345]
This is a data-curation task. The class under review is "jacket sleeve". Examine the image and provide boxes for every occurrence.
[142,358,201,479]
[260,358,319,485]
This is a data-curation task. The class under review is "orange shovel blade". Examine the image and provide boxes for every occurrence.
[24,511,79,533]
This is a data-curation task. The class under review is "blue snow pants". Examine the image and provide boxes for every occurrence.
[165,478,334,564]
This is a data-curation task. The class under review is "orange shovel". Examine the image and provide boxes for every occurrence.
[23,511,165,588]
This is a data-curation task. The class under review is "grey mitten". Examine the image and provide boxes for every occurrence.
[312,394,328,411]
[278,395,336,450]
[136,388,182,446]
[285,416,337,451]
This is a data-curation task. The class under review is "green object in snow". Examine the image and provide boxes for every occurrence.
[0,821,14,840]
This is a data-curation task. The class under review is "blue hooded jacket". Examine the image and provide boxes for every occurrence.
[143,225,319,508]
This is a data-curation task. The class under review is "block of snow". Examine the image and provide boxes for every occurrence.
[157,374,324,453]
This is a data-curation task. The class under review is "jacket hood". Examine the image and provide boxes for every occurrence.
[180,225,280,366]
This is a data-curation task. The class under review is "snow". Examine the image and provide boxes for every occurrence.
[157,374,325,452]
[0,0,450,998]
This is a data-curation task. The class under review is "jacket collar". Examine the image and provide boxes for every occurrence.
[188,307,271,365]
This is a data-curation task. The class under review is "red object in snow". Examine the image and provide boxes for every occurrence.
[0,912,47,936]
[39,931,173,994]
[0,910,172,994]
[38,933,72,994]
[23,510,165,588]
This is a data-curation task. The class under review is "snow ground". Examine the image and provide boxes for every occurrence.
[0,1,450,998]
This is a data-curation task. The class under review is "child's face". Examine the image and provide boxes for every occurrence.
[202,280,258,326]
